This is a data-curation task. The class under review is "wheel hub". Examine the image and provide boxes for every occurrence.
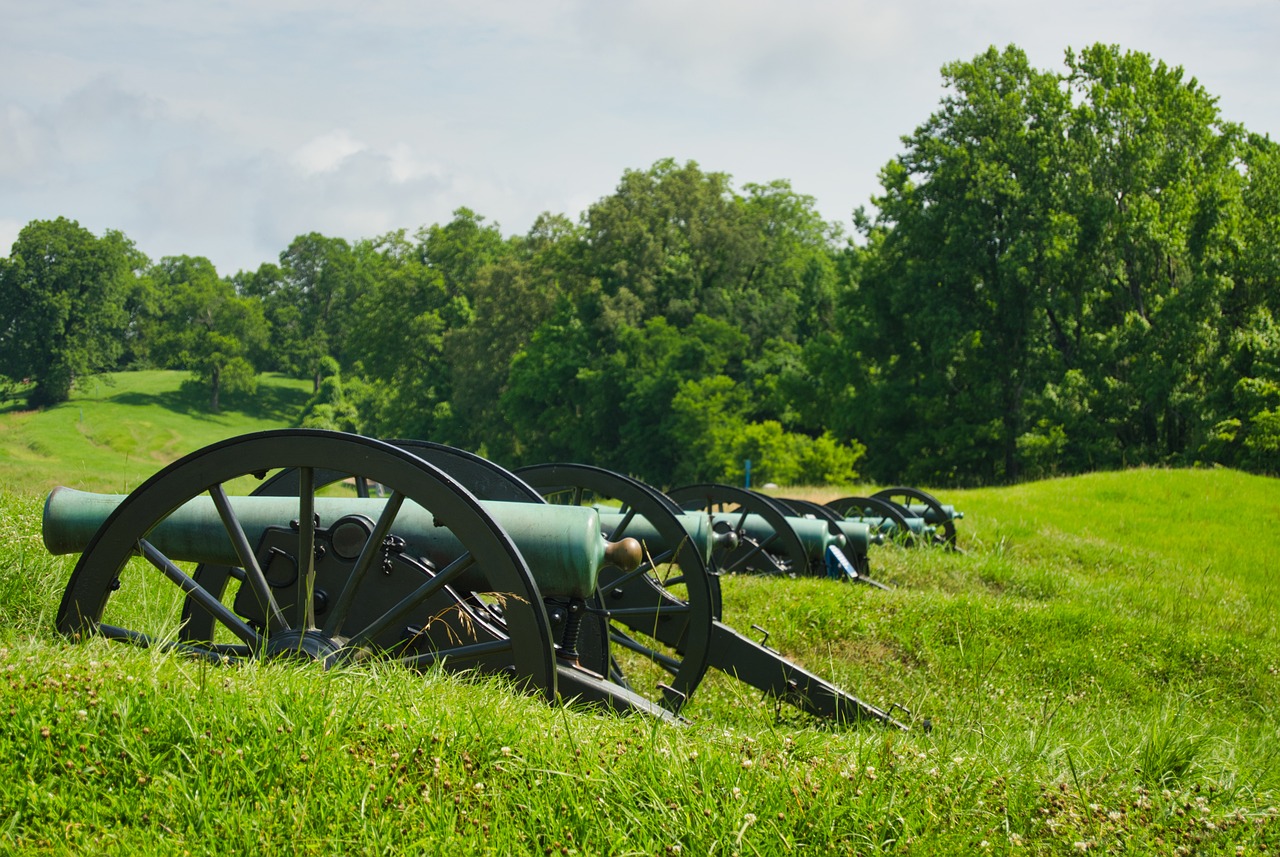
[263,629,344,663]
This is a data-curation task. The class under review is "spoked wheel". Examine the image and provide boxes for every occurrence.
[171,437,673,719]
[870,486,957,548]
[53,430,558,700]
[826,495,920,547]
[773,496,887,588]
[516,463,715,713]
[179,437,554,649]
[775,497,843,523]
[667,483,814,577]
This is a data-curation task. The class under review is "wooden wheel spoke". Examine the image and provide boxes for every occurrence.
[603,547,676,591]
[608,627,681,674]
[322,490,407,637]
[137,539,261,649]
[606,507,637,542]
[720,531,777,573]
[343,553,476,649]
[209,483,289,631]
[296,467,317,628]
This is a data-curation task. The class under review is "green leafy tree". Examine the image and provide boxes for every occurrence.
[298,356,362,433]
[0,218,135,407]
[501,301,605,464]
[667,375,752,484]
[344,238,459,440]
[580,159,750,327]
[736,180,843,342]
[416,207,509,300]
[613,315,748,481]
[577,160,840,348]
[252,233,362,389]
[342,211,519,444]
[442,213,578,457]
[850,45,1071,483]
[494,161,856,483]
[1199,135,1280,472]
[232,263,287,371]
[848,44,1244,484]
[150,256,268,412]
[1045,44,1241,469]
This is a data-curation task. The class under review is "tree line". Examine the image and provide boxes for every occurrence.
[2,43,1277,487]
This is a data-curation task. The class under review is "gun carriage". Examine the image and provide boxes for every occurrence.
[45,431,671,720]
[42,430,909,728]
[517,464,904,727]
[826,487,963,549]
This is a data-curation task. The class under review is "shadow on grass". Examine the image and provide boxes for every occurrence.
[109,379,311,424]
[0,381,36,415]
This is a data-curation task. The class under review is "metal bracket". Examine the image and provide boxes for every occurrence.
[750,623,777,652]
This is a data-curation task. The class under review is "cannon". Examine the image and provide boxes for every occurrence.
[665,483,884,586]
[820,496,934,546]
[43,430,674,720]
[42,430,908,728]
[45,489,632,600]
[348,455,901,726]
[870,487,963,548]
[827,487,963,549]
[515,464,906,728]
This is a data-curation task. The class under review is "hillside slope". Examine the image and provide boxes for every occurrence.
[0,415,1276,851]
[0,370,311,492]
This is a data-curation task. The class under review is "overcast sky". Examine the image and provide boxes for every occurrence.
[2,1,1276,276]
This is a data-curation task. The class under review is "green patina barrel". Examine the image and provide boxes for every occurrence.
[849,514,932,538]
[592,508,717,565]
[43,488,619,599]
[597,509,845,561]
[828,519,874,556]
[709,512,844,558]
[903,503,962,525]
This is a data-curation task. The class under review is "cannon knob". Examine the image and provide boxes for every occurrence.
[604,537,644,572]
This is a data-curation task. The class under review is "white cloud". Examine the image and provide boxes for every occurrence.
[574,0,910,93]
[387,143,444,184]
[0,104,52,182]
[0,0,1276,276]
[291,130,368,176]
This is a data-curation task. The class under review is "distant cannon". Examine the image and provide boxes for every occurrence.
[827,487,963,549]
[665,483,885,585]
[517,464,905,728]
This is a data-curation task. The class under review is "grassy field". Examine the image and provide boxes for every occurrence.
[0,370,312,493]
[0,372,1277,854]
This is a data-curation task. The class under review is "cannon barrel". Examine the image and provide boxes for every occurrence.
[903,503,963,525]
[851,514,933,539]
[827,519,875,556]
[834,502,934,539]
[44,487,640,599]
[589,507,718,565]
[598,509,862,569]
[710,512,844,558]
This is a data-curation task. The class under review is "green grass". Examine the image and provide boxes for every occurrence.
[0,378,1277,853]
[0,371,312,492]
